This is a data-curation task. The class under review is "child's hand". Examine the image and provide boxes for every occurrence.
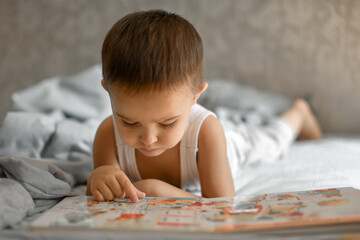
[87,165,146,202]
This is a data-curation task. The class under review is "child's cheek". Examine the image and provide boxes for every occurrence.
[166,123,187,147]
[119,130,138,147]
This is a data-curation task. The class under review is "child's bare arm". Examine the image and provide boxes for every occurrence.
[134,179,198,198]
[92,117,119,169]
[197,115,235,198]
[87,116,145,202]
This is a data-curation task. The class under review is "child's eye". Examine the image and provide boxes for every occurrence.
[159,121,176,129]
[121,120,139,128]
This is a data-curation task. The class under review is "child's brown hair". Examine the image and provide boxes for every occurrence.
[101,10,203,94]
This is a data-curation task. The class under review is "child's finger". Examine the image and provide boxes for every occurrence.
[107,176,126,198]
[115,173,138,202]
[124,183,139,203]
[98,183,116,201]
[92,189,105,202]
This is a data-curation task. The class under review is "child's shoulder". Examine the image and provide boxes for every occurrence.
[189,103,216,121]
[199,114,223,142]
[191,104,224,145]
[188,103,219,132]
[96,115,114,136]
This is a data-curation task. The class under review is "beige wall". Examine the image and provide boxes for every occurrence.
[1,0,360,133]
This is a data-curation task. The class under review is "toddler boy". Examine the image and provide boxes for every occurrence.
[86,10,322,202]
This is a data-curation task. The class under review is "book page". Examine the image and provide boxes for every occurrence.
[29,187,360,232]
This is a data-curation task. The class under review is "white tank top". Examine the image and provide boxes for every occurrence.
[113,103,216,195]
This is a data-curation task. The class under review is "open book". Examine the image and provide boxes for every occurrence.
[29,187,360,232]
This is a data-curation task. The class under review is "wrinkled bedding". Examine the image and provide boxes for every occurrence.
[0,65,109,229]
[0,65,359,239]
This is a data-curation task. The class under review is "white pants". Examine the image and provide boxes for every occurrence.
[221,116,295,184]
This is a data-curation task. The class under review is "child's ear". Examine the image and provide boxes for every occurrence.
[193,82,208,104]
[101,79,108,91]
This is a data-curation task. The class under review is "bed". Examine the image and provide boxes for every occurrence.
[1,64,360,239]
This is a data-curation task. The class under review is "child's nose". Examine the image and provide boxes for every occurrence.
[140,128,158,146]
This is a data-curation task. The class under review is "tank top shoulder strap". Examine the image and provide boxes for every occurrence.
[180,104,216,193]
[112,117,142,183]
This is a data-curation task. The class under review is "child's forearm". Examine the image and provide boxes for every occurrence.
[133,179,198,198]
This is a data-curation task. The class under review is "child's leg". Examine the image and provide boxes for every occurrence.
[281,98,322,141]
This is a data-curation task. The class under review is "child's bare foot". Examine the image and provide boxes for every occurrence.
[293,98,322,141]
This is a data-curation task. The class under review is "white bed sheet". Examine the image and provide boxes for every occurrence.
[234,134,360,196]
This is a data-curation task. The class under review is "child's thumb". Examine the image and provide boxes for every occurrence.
[135,187,146,198]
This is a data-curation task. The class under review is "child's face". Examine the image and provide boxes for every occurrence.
[106,82,205,157]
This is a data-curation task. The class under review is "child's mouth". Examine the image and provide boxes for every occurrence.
[140,148,159,153]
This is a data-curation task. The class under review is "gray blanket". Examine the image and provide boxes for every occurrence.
[0,157,73,228]
[0,65,110,228]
